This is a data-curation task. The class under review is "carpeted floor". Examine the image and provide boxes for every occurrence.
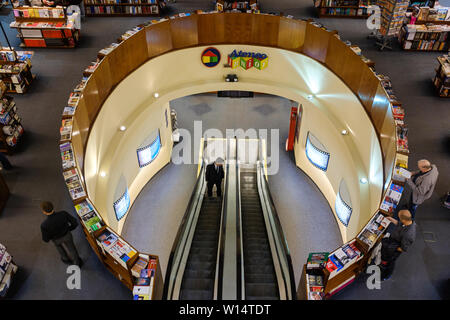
[0,0,448,300]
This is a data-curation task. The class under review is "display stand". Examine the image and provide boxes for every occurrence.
[10,4,81,48]
[0,47,34,93]
[215,0,259,12]
[0,80,24,154]
[433,54,450,97]
[314,0,376,18]
[0,243,18,299]
[84,0,166,17]
[373,0,409,50]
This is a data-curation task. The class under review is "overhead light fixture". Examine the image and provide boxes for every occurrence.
[307,95,314,100]
[360,178,368,184]
[100,171,106,177]
[225,74,238,82]
[341,129,348,135]
[119,125,126,131]
[154,92,159,98]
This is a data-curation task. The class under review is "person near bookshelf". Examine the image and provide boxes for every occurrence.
[0,152,13,171]
[380,209,416,281]
[405,159,439,219]
[205,157,225,198]
[40,201,83,267]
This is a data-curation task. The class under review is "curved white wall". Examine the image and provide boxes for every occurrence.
[84,45,383,241]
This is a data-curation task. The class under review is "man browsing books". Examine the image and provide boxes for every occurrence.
[380,210,416,281]
[40,201,83,267]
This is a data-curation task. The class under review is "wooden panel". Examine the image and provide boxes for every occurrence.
[106,44,130,87]
[379,106,397,182]
[121,30,149,74]
[73,98,91,149]
[357,66,379,113]
[302,23,334,63]
[369,84,390,135]
[145,21,173,58]
[325,34,348,77]
[341,50,365,93]
[92,58,113,104]
[170,15,199,49]
[277,18,306,52]
[82,76,101,123]
[223,13,253,44]
[250,14,280,47]
[71,116,85,171]
[198,13,225,44]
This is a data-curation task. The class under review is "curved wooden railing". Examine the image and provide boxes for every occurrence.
[60,12,408,298]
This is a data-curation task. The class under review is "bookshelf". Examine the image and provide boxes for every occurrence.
[373,0,409,50]
[0,80,24,155]
[0,243,18,299]
[314,0,377,18]
[84,0,166,17]
[433,55,450,97]
[215,0,259,13]
[10,6,80,48]
[0,48,35,94]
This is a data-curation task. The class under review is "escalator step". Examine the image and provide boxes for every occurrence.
[183,269,215,279]
[181,278,214,291]
[245,283,278,297]
[180,289,213,300]
[246,273,278,283]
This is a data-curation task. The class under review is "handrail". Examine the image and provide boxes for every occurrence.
[215,139,231,300]
[235,138,245,300]
[163,160,207,300]
[256,161,297,300]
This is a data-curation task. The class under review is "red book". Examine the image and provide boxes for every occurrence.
[325,259,338,273]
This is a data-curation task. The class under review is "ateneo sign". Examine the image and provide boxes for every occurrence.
[227,50,268,70]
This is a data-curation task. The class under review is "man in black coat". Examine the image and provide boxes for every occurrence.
[205,157,225,198]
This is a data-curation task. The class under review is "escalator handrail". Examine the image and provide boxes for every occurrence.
[163,161,207,300]
[257,162,297,300]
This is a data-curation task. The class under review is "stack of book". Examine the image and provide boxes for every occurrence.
[132,255,157,300]
[306,274,324,300]
[396,124,409,154]
[0,86,24,152]
[97,229,138,268]
[325,240,362,276]
[98,43,120,57]
[13,6,65,18]
[119,26,143,41]
[306,252,329,270]
[216,0,259,13]
[0,48,34,94]
[357,212,391,248]
[63,76,90,116]
[74,199,103,232]
[380,182,404,213]
[433,54,450,97]
[60,118,73,142]
[84,61,100,76]
[59,142,75,170]
[63,168,86,201]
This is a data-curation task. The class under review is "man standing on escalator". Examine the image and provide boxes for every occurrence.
[206,157,224,198]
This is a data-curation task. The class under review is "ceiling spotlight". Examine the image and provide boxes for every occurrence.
[341,129,348,135]
[225,74,238,82]
[119,125,126,131]
[100,171,106,177]
[360,178,368,184]
[154,92,159,98]
[307,95,314,100]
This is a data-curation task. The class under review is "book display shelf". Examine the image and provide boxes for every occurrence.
[0,48,34,93]
[84,0,166,17]
[9,3,81,48]
[433,54,450,97]
[0,80,25,155]
[215,0,259,13]
[313,0,376,18]
[0,243,18,299]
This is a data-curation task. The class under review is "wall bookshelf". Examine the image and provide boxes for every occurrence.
[84,0,166,17]
[433,55,450,97]
[10,6,80,48]
[313,0,377,18]
[0,80,24,155]
[215,0,259,13]
[0,243,18,299]
[0,48,35,94]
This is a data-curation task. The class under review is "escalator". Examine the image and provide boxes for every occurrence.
[179,194,222,299]
[240,168,279,300]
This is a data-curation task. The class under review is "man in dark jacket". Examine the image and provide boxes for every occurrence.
[40,201,83,267]
[205,158,225,198]
[380,209,416,281]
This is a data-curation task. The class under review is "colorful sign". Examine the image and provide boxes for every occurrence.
[201,47,221,68]
[228,50,268,70]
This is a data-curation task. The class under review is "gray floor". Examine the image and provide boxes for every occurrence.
[0,0,448,299]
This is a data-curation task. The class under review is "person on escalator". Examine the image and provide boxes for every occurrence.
[206,157,224,198]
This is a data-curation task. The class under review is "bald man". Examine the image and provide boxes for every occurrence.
[380,210,416,280]
[406,159,439,218]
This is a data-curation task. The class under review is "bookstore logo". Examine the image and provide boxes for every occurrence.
[172,121,280,175]
[366,265,381,290]
[66,265,81,290]
[366,5,381,30]
[201,47,221,68]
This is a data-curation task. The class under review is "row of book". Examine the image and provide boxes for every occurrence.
[325,240,362,277]
[74,199,104,233]
[433,54,450,97]
[60,142,76,170]
[305,252,328,300]
[319,7,371,16]
[132,255,157,299]
[60,118,72,141]
[319,0,359,6]
[86,4,159,14]
[63,168,86,201]
[216,0,258,12]
[380,181,404,214]
[379,0,409,36]
[400,24,449,51]
[417,6,450,21]
[85,0,158,3]
[357,212,392,248]
[13,6,65,19]
[62,77,89,117]
[10,21,75,30]
[96,228,138,268]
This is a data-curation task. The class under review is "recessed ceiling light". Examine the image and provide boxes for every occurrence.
[360,178,368,184]
[119,125,126,131]
[341,129,348,135]
[154,92,159,98]
[100,171,106,177]
[307,95,314,100]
